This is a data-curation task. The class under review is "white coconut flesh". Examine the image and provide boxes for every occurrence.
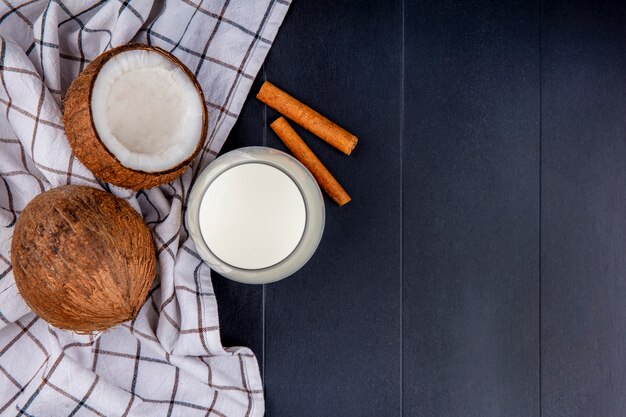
[91,49,204,173]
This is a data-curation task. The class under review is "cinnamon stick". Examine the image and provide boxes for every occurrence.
[257,82,358,155]
[270,117,351,206]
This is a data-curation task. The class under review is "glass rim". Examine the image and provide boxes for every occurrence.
[186,146,325,284]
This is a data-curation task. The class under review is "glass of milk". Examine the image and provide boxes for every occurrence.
[186,146,325,284]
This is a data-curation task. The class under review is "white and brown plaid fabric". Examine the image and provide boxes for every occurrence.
[0,1,290,415]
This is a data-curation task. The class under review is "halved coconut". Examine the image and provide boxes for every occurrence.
[63,44,207,190]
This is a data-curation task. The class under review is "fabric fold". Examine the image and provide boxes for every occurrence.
[0,1,290,415]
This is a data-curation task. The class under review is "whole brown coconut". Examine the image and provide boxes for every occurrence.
[63,44,207,190]
[10,185,157,332]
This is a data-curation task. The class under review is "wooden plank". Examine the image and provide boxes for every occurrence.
[542,1,626,415]
[262,1,403,415]
[403,1,541,416]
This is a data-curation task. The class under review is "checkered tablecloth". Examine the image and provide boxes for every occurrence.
[0,1,290,415]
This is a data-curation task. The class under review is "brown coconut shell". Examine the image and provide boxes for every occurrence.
[10,185,157,332]
[63,44,208,190]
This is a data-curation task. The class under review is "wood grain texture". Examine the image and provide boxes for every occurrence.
[215,0,626,415]
[403,1,540,416]
[541,1,626,416]
[262,1,402,416]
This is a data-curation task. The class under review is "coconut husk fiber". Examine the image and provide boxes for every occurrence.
[10,185,157,332]
[62,44,207,190]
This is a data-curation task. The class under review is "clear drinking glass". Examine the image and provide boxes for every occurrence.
[186,146,325,284]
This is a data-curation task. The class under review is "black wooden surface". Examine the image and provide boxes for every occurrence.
[216,0,626,415]
[403,1,540,416]
[542,1,626,416]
